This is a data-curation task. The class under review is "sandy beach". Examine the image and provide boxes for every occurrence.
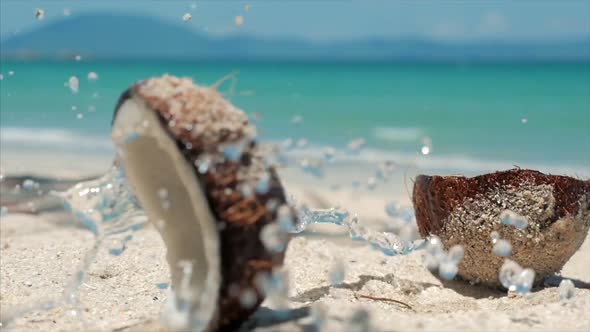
[1,149,589,332]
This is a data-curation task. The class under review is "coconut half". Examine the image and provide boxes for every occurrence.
[111,75,292,331]
[413,169,590,287]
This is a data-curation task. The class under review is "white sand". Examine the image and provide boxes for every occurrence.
[1,151,589,331]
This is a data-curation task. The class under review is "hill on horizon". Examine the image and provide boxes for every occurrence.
[2,12,590,61]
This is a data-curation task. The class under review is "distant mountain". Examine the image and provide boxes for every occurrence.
[2,13,589,61]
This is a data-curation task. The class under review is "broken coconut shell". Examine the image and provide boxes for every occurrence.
[412,169,590,287]
[111,75,293,331]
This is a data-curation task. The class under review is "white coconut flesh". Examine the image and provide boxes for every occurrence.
[112,96,221,329]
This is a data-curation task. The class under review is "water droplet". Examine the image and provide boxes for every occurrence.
[310,303,327,329]
[323,147,335,162]
[490,231,500,243]
[521,118,528,124]
[499,259,535,294]
[68,76,79,93]
[329,259,345,286]
[366,177,377,190]
[22,179,38,191]
[87,72,99,80]
[347,138,366,153]
[239,288,257,309]
[438,260,458,280]
[500,210,528,229]
[255,269,289,310]
[182,13,192,21]
[281,138,294,150]
[35,8,45,20]
[291,115,303,125]
[420,145,430,155]
[260,223,288,253]
[296,138,308,148]
[493,239,512,257]
[76,113,84,120]
[223,142,245,161]
[8,70,15,76]
[156,282,169,290]
[255,173,271,194]
[558,279,575,301]
[74,55,82,61]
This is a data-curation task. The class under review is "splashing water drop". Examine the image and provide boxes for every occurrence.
[22,179,39,191]
[255,269,289,310]
[182,13,192,21]
[366,177,377,190]
[323,147,335,162]
[260,223,288,253]
[499,259,535,294]
[493,239,512,257]
[490,231,500,243]
[329,259,346,286]
[239,289,257,309]
[68,76,79,93]
[500,210,528,229]
[87,72,99,80]
[558,279,575,301]
[420,137,432,155]
[310,303,327,329]
[423,237,463,279]
[255,173,271,194]
[347,138,366,153]
[438,260,459,280]
[295,204,424,256]
[35,8,45,20]
[157,283,170,290]
[291,115,303,125]
[296,138,308,148]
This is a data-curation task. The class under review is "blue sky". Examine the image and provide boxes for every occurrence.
[1,0,589,42]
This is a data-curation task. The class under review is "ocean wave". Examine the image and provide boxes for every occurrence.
[0,127,113,150]
[285,145,590,178]
[1,127,587,178]
[372,126,423,142]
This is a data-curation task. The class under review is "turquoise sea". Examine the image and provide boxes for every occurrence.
[1,60,589,175]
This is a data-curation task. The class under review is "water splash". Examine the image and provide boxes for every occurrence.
[292,204,425,256]
[499,259,535,294]
[1,164,147,328]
